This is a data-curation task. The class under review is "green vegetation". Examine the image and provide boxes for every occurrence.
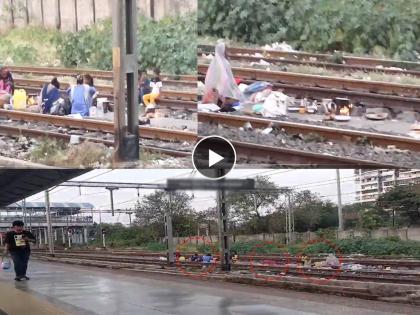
[198,0,420,61]
[0,26,60,66]
[55,14,197,74]
[30,139,112,168]
[0,14,196,74]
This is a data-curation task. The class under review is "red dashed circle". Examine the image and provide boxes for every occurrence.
[248,241,290,282]
[175,236,219,280]
[296,238,343,285]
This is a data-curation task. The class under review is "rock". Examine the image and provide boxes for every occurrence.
[397,111,417,123]
[243,122,253,131]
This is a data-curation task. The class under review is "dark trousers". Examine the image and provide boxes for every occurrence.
[10,251,30,278]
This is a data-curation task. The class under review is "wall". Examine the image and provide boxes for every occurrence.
[167,227,420,245]
[0,0,197,32]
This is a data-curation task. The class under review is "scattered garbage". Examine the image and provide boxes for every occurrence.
[198,103,221,112]
[261,91,288,117]
[262,42,295,52]
[325,254,340,269]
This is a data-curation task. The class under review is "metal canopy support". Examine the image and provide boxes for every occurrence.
[112,0,139,163]
[217,170,231,271]
[44,190,55,256]
[336,169,343,231]
[106,187,119,216]
[164,191,175,266]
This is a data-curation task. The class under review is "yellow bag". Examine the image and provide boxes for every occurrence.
[13,89,27,110]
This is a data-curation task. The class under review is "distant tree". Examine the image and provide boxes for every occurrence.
[342,202,375,229]
[226,176,281,233]
[133,191,196,237]
[291,190,338,232]
[377,185,420,226]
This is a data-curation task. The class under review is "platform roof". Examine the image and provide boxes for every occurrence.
[0,170,87,208]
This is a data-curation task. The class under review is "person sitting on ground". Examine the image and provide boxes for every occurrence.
[83,74,98,107]
[143,67,162,109]
[190,252,202,262]
[40,77,61,114]
[0,66,14,107]
[204,42,245,111]
[138,69,151,105]
[67,75,97,117]
[3,220,36,281]
[202,253,213,267]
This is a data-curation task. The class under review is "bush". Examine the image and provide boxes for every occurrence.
[198,0,420,61]
[146,242,166,252]
[0,26,60,65]
[56,14,196,73]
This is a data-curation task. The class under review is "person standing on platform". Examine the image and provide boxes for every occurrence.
[2,220,36,281]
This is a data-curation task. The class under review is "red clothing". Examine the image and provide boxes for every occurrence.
[0,71,13,94]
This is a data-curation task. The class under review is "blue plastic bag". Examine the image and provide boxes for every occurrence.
[1,257,11,270]
[244,82,272,95]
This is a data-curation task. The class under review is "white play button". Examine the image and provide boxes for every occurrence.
[208,149,224,168]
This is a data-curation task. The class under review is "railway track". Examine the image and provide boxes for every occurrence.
[199,44,420,78]
[32,249,420,269]
[199,112,420,152]
[199,44,420,72]
[14,79,197,111]
[31,252,420,286]
[227,66,420,98]
[0,109,197,143]
[226,139,396,167]
[198,69,420,112]
[9,65,197,85]
[0,124,191,158]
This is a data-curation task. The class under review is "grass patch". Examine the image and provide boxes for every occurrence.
[30,139,112,167]
[0,26,60,66]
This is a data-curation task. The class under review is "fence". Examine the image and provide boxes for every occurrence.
[166,227,420,245]
[0,0,197,32]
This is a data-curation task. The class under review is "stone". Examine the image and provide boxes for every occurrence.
[397,111,417,124]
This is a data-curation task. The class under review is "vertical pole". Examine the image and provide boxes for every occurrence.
[61,227,65,246]
[127,212,132,227]
[217,170,230,271]
[112,0,139,163]
[336,169,343,231]
[106,187,119,216]
[44,190,54,255]
[287,193,292,244]
[150,0,155,19]
[68,230,72,248]
[165,191,175,265]
[22,199,26,225]
[84,227,88,245]
[102,231,106,248]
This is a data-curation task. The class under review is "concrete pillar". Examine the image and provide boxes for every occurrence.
[61,227,66,245]
[28,0,43,26]
[76,0,94,30]
[84,228,88,245]
[54,229,58,242]
[95,0,111,21]
[44,228,48,244]
[0,0,13,27]
[43,0,60,28]
[39,229,43,246]
[60,0,76,32]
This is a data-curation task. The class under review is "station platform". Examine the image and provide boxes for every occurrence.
[1,260,419,315]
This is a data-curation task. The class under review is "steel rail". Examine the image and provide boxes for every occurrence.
[198,112,420,152]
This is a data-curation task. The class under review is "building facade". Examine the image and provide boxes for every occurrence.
[355,169,420,203]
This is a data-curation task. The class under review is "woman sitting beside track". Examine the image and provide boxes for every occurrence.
[40,77,61,114]
[204,41,245,111]
[0,66,14,107]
